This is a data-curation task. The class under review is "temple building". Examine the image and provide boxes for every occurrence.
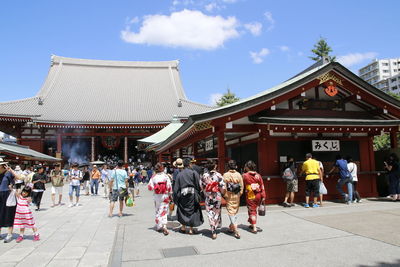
[0,55,212,163]
[149,59,400,203]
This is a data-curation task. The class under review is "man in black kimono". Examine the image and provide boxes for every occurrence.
[173,158,203,234]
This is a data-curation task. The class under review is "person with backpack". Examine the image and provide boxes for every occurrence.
[282,156,297,207]
[223,160,244,239]
[328,155,353,204]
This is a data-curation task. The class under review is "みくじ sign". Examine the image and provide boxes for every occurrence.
[312,140,340,151]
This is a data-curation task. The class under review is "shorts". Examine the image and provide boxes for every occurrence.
[110,189,127,202]
[69,185,80,197]
[305,179,320,197]
[51,186,63,195]
[286,179,298,193]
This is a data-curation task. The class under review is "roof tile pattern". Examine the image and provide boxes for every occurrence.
[0,56,212,124]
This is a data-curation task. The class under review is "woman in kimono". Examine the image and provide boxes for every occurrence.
[148,163,172,235]
[201,160,225,240]
[243,161,266,234]
[173,158,204,234]
[223,160,244,239]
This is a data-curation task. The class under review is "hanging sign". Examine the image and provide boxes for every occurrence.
[312,140,340,151]
[101,136,120,150]
[205,139,214,151]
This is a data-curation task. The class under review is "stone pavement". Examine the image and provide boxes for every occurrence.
[113,186,400,267]
[1,183,400,267]
[0,184,118,267]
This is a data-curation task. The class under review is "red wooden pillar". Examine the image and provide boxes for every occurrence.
[56,133,62,153]
[217,128,226,173]
[368,135,377,195]
[124,136,128,163]
[390,132,398,149]
[258,126,268,175]
[157,153,162,163]
[193,142,198,158]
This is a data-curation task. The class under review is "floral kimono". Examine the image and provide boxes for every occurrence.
[201,170,225,233]
[148,173,172,230]
[243,171,266,225]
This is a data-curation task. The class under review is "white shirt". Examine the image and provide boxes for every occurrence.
[347,162,358,181]
[70,169,82,186]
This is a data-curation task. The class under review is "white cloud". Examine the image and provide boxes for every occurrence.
[264,11,275,31]
[337,52,378,67]
[221,0,237,3]
[244,22,262,36]
[205,2,218,12]
[297,51,304,56]
[250,48,270,64]
[209,93,223,105]
[279,45,289,52]
[121,9,240,50]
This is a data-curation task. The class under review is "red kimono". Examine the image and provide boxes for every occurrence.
[243,171,266,225]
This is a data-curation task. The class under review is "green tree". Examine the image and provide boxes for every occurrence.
[386,91,400,101]
[310,37,336,62]
[374,134,391,151]
[216,88,240,107]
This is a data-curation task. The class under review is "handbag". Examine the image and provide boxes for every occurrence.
[258,201,266,216]
[6,190,16,207]
[319,182,328,195]
[125,196,134,207]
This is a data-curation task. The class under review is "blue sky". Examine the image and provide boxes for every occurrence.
[0,0,398,105]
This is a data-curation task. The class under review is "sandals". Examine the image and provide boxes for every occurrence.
[162,228,169,236]
[212,233,217,240]
[234,231,241,239]
[179,228,186,234]
[248,225,258,234]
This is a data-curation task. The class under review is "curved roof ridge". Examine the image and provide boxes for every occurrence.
[0,96,38,105]
[180,99,213,108]
[51,55,179,68]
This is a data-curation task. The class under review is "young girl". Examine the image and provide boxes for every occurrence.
[13,186,40,242]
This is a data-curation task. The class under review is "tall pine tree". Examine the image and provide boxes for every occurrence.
[216,88,240,107]
[310,37,336,62]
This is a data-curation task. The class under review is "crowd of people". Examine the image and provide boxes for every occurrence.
[0,151,399,244]
[147,158,266,239]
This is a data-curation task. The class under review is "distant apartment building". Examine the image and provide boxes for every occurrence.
[388,74,400,94]
[358,58,400,93]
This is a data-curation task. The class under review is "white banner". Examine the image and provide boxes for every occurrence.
[312,140,340,151]
[205,139,214,151]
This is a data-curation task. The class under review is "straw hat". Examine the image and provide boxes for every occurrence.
[15,165,21,171]
[173,158,184,169]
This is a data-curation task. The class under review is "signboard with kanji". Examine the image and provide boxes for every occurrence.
[205,139,214,151]
[312,140,340,152]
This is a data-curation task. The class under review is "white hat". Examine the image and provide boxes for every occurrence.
[15,165,21,171]
[0,158,8,165]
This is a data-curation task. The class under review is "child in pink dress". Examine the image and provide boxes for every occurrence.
[13,187,40,242]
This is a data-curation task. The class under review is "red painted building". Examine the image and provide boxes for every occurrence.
[0,56,212,163]
[152,59,400,203]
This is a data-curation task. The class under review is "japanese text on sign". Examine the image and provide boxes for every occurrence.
[205,139,214,151]
[312,140,340,152]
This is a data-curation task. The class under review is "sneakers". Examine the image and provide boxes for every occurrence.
[33,234,40,241]
[344,194,349,202]
[357,199,362,203]
[283,202,291,208]
[75,203,82,207]
[312,203,319,208]
[68,203,74,208]
[16,236,24,243]
[3,235,12,243]
[304,203,310,208]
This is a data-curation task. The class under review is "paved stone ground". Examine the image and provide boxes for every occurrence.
[1,183,400,267]
[0,184,118,267]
